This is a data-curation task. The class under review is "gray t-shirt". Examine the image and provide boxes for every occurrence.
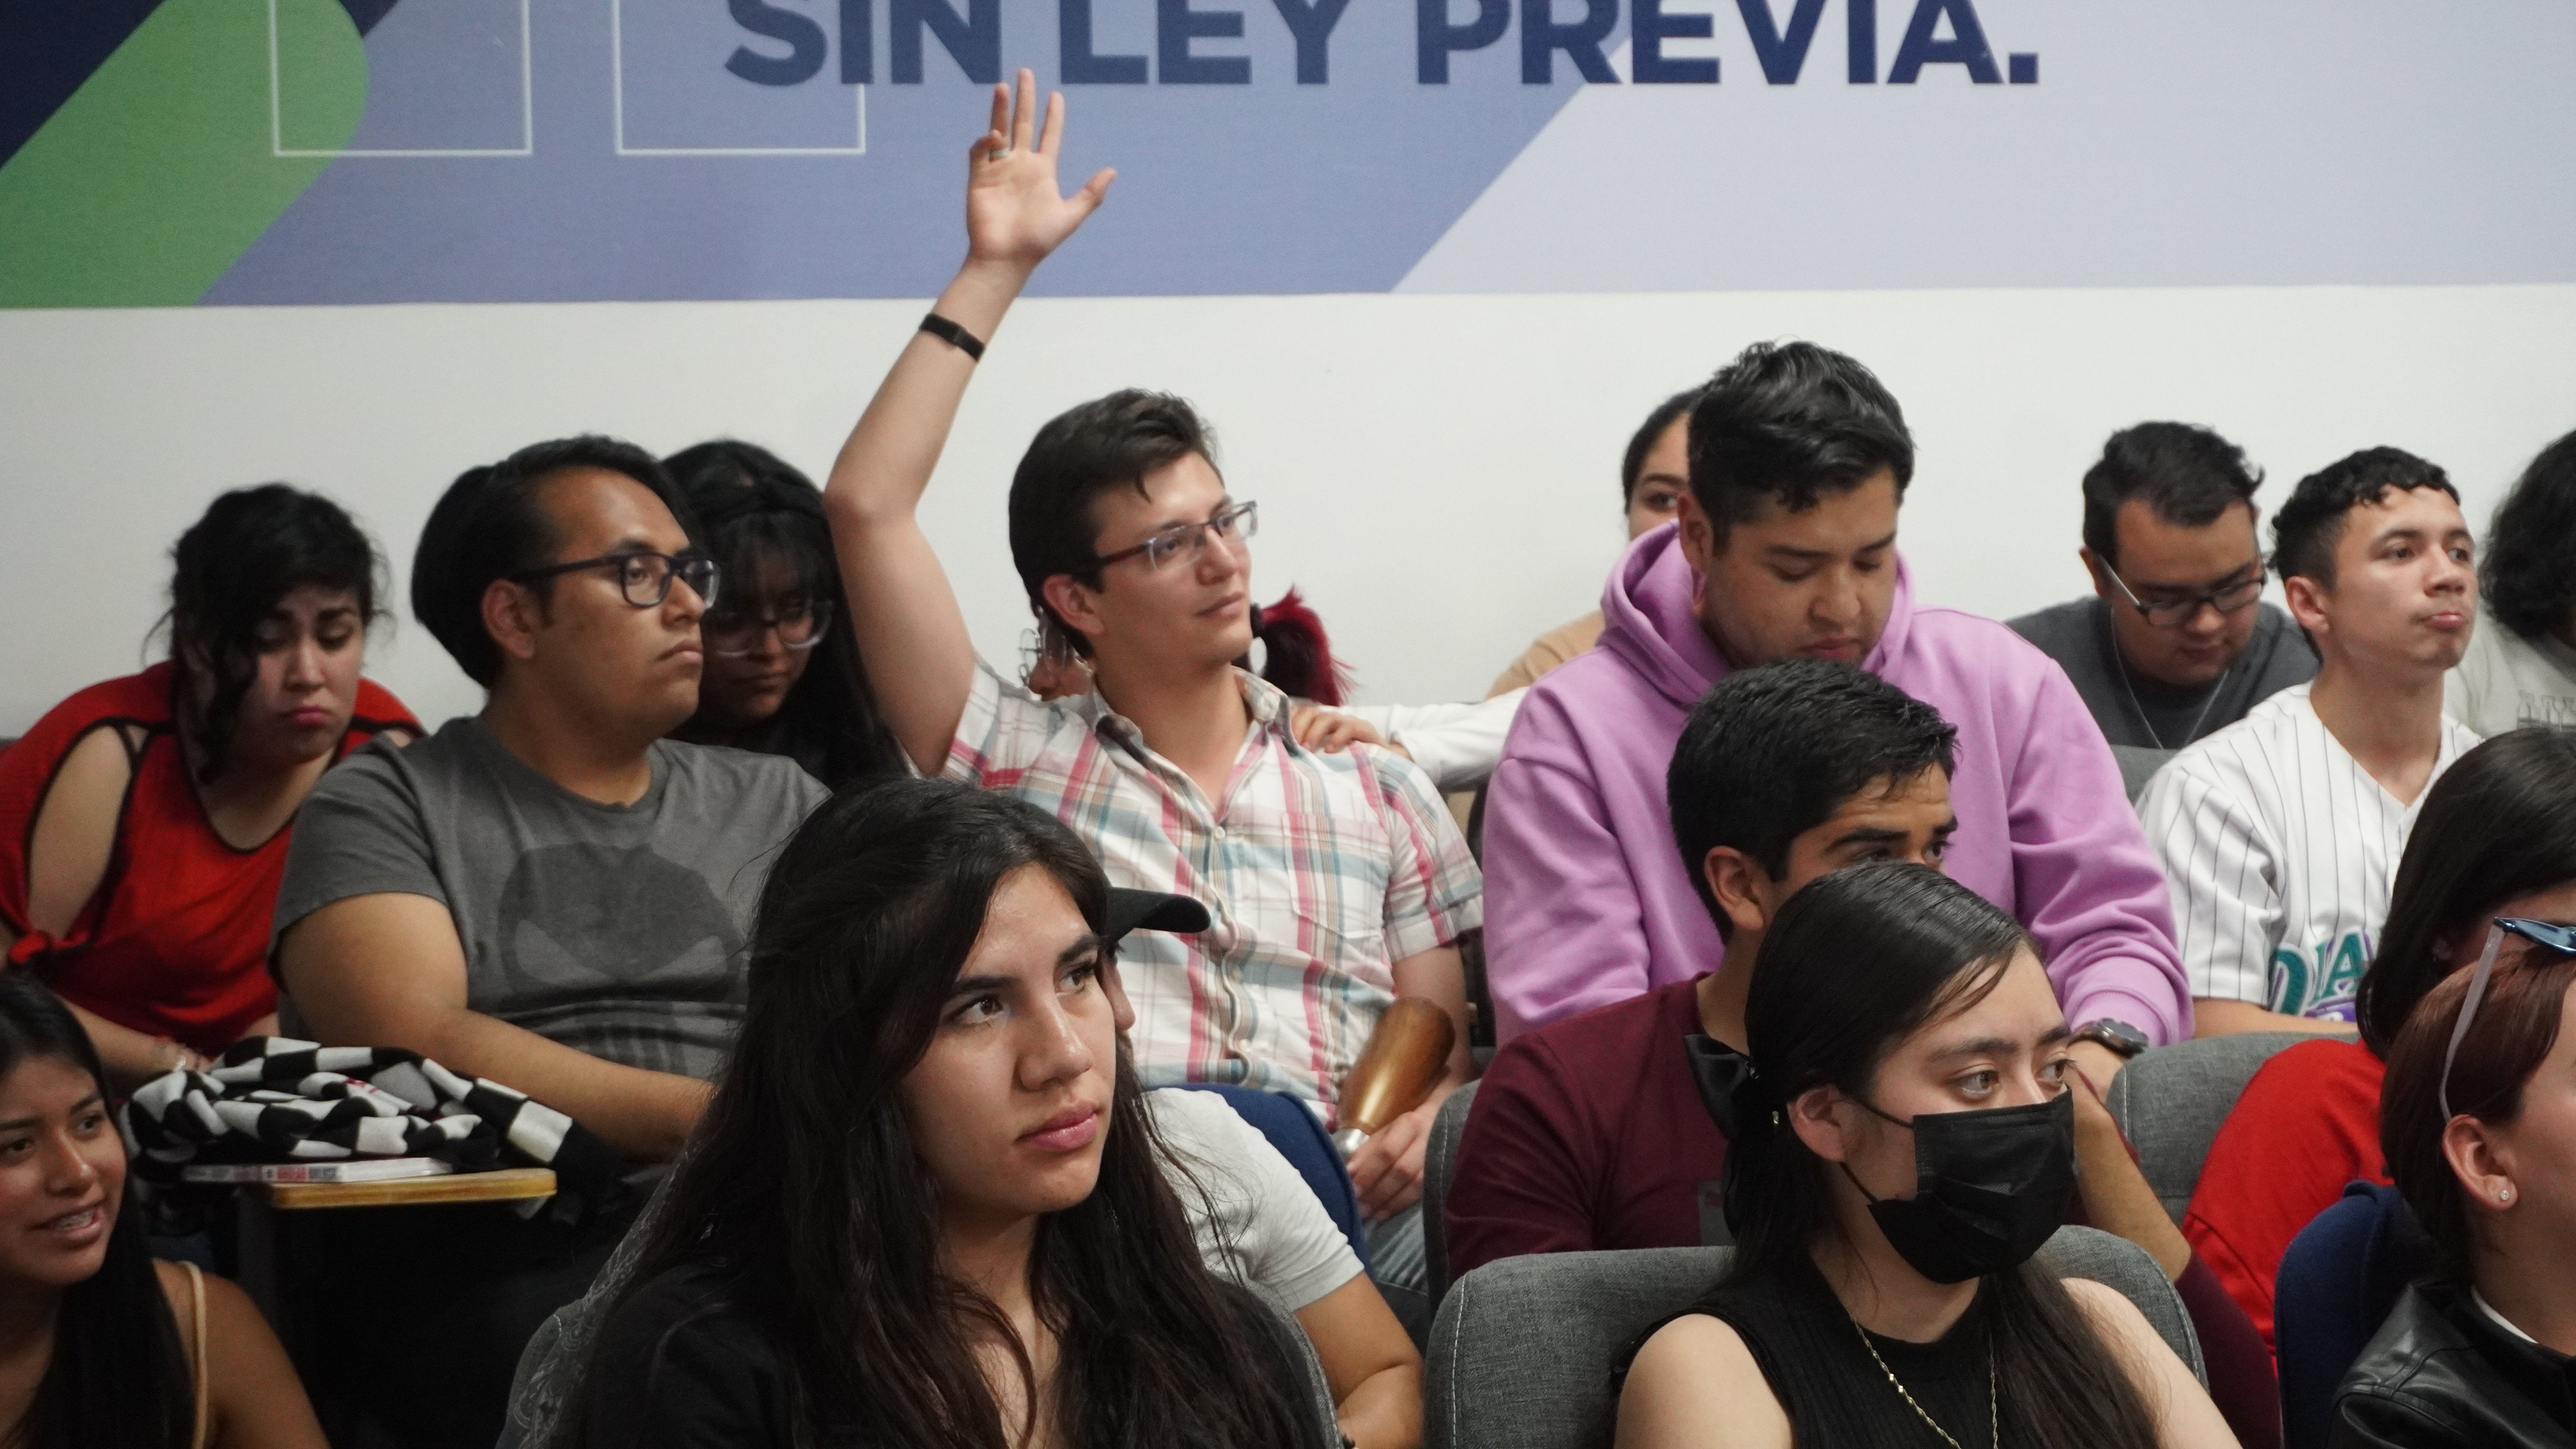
[2008,596,2318,752]
[272,718,829,1082]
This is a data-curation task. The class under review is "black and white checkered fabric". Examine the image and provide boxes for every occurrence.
[122,1037,582,1182]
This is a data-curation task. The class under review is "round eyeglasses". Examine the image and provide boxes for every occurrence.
[510,549,721,611]
[704,599,833,658]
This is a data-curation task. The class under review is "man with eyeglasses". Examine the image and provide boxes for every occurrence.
[267,436,829,1447]
[2139,447,2482,1037]
[824,79,1479,1338]
[2009,423,2318,779]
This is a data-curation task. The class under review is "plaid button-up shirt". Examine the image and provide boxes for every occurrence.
[948,664,1482,1125]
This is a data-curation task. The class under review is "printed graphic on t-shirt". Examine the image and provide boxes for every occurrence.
[2270,931,2369,1020]
[2516,690,2576,728]
[494,842,748,1076]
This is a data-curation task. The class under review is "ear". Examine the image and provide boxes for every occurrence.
[2078,546,2114,600]
[2442,1113,2518,1213]
[1674,490,1720,577]
[480,578,544,667]
[2282,573,2332,637]
[1703,847,1776,938]
[1100,956,1137,1035]
[1039,575,1108,655]
[1787,1084,1855,1164]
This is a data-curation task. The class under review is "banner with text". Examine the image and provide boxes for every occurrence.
[3,0,2569,305]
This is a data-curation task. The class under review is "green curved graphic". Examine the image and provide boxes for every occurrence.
[0,0,366,308]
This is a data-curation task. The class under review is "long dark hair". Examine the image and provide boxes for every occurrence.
[2356,728,2576,1055]
[2479,430,2576,644]
[2381,946,2576,1279]
[164,484,383,783]
[664,440,903,788]
[561,779,1306,1449]
[1722,863,2160,1449]
[0,975,192,1449]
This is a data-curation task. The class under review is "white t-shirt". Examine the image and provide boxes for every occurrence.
[2139,683,2480,1020]
[1336,689,1528,794]
[1145,1088,1364,1313]
[2445,608,2576,737]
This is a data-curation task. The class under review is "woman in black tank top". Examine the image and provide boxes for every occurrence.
[1616,864,2235,1449]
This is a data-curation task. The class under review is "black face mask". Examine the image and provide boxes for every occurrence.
[1842,1090,2076,1285]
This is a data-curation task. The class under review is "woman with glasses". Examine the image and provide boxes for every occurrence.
[663,440,905,790]
[1615,862,2231,1449]
[0,485,417,1089]
[2181,727,2576,1350]
[2335,916,2576,1446]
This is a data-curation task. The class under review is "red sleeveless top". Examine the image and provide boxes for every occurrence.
[0,664,418,1055]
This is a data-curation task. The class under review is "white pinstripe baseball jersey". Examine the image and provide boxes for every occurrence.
[2138,682,2480,1019]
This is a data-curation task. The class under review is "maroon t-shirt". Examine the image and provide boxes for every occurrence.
[1446,976,1726,1278]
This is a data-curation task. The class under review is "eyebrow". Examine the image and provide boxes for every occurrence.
[1765,529,1897,561]
[1139,496,1235,536]
[946,937,1109,997]
[2132,559,2265,594]
[1925,1025,2072,1063]
[0,1093,101,1134]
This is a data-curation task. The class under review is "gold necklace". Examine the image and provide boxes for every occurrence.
[1852,1316,1998,1449]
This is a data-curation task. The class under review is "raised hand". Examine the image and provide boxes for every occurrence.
[966,69,1115,270]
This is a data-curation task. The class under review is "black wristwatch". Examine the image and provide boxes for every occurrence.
[2073,1019,2150,1059]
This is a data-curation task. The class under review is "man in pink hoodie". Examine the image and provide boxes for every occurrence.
[1482,340,2190,1088]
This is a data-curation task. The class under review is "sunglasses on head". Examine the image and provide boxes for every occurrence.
[2439,917,2576,1119]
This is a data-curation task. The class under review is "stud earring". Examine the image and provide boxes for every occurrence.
[2500,1187,2515,1204]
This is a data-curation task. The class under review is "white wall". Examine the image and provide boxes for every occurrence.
[5,282,2574,734]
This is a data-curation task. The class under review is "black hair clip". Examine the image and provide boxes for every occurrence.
[1683,1034,1779,1141]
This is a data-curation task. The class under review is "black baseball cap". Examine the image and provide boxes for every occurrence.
[1105,888,1210,941]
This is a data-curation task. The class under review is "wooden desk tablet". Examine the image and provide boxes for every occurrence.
[256,1167,557,1211]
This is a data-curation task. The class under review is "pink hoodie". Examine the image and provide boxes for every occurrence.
[1482,525,2190,1046]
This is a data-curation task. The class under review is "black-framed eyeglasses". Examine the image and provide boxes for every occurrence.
[2101,558,2265,629]
[704,598,831,658]
[510,549,720,611]
[1092,500,1259,573]
[2439,916,2576,1119]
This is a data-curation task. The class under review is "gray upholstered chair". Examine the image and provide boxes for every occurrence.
[1421,1079,1480,1302]
[1425,1226,2200,1449]
[2106,1031,2312,1222]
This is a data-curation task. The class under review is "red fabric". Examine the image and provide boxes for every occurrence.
[0,664,416,1055]
[2175,1253,2285,1449]
[1445,976,1726,1277]
[2182,1038,2388,1352]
